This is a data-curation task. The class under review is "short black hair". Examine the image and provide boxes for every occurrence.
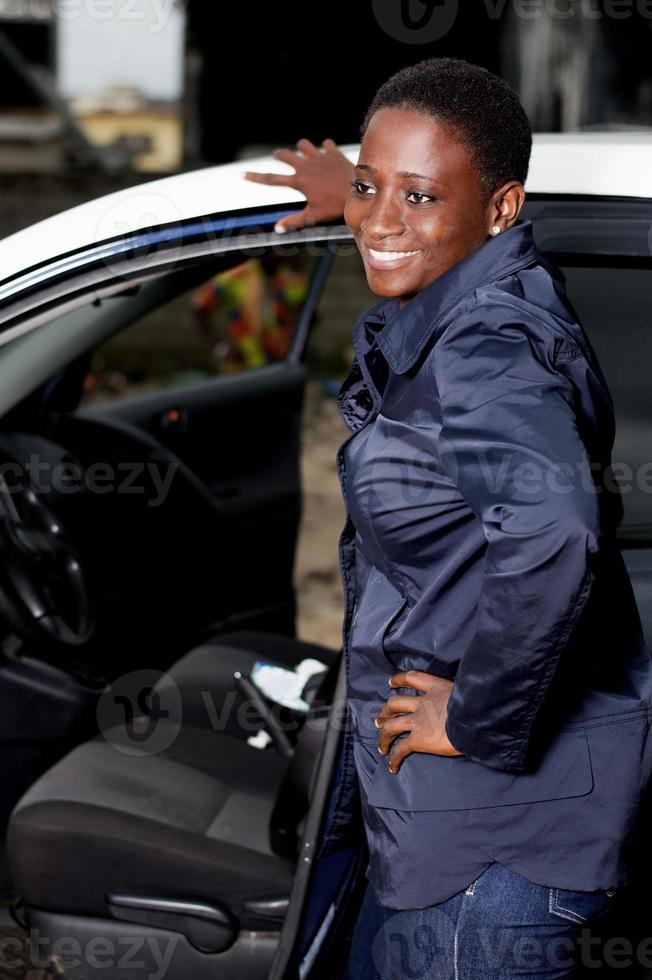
[361,57,532,199]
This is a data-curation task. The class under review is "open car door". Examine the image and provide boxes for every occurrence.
[0,216,348,664]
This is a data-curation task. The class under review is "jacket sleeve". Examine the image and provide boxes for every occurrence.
[433,301,601,773]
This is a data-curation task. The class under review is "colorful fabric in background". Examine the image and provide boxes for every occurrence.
[192,257,309,371]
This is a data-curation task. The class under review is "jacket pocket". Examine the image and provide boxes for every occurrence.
[366,729,593,811]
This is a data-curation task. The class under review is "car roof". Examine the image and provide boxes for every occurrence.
[0,131,650,289]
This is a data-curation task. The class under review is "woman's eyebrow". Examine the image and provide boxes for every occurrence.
[355,163,439,182]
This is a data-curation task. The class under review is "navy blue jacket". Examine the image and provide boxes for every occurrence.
[320,218,652,909]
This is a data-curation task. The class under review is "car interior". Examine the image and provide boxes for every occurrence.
[1,200,652,979]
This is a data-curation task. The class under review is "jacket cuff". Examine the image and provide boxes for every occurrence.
[444,713,529,774]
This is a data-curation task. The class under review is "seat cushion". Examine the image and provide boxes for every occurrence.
[8,722,294,929]
[158,629,337,734]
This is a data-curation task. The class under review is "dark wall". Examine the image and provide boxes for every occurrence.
[186,3,503,162]
[187,1,652,163]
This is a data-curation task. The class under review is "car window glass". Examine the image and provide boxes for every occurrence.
[79,250,313,406]
[559,264,652,537]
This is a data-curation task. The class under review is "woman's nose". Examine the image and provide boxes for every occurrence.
[362,192,405,239]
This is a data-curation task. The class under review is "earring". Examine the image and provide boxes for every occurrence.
[490,225,501,236]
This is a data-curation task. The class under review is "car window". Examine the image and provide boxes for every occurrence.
[558,264,652,538]
[79,250,313,406]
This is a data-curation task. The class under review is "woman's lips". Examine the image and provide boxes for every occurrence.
[363,245,422,271]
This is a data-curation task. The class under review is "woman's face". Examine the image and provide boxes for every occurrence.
[345,107,496,307]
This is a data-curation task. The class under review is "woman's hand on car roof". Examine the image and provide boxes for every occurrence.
[243,138,353,233]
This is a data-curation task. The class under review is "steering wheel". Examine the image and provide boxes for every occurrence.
[0,458,94,648]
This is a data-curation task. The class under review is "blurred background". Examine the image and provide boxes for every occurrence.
[0,0,650,646]
[0,1,650,232]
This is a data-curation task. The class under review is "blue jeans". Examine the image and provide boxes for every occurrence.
[345,862,617,979]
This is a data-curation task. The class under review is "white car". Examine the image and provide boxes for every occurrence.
[0,133,651,979]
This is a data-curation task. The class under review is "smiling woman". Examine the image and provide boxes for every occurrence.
[246,57,652,980]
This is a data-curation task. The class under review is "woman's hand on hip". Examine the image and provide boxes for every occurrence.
[375,670,464,773]
[242,138,353,233]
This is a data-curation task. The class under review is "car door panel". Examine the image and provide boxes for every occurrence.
[92,362,305,517]
[77,362,306,638]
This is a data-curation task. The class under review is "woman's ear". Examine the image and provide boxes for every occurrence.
[487,181,526,236]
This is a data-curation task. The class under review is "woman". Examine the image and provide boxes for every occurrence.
[246,58,652,978]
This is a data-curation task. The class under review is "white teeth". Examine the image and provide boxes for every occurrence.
[368,248,420,261]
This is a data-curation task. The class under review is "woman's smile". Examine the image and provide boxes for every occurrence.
[364,245,423,269]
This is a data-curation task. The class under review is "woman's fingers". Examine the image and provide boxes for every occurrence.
[242,147,302,186]
[271,146,304,167]
[375,695,418,727]
[387,733,415,773]
[273,208,313,234]
[296,137,320,157]
[389,669,444,693]
[295,137,339,156]
[243,169,298,188]
[378,716,413,757]
[390,669,455,694]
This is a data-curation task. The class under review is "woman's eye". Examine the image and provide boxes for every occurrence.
[350,182,433,203]
[407,191,434,205]
[351,179,375,196]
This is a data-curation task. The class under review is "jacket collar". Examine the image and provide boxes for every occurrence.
[352,219,541,374]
